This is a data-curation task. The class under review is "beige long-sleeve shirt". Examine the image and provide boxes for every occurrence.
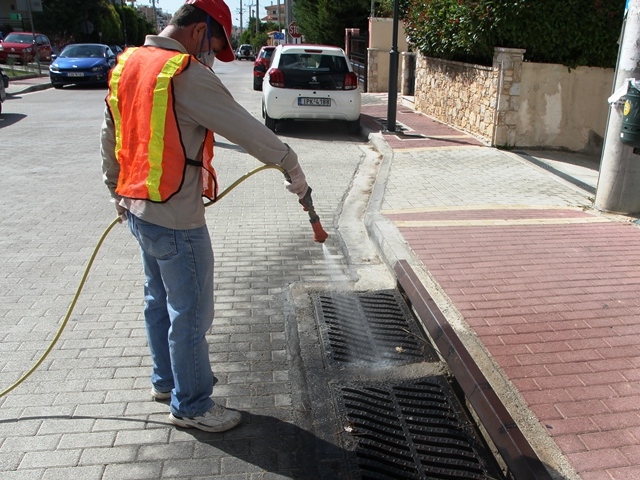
[101,35,301,230]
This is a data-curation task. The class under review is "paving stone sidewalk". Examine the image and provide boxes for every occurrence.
[362,97,640,480]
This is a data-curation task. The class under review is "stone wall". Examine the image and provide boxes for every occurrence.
[413,48,526,145]
[412,47,614,151]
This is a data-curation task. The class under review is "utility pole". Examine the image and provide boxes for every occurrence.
[151,0,158,33]
[238,4,243,38]
[276,0,281,30]
[256,0,260,35]
[595,0,640,213]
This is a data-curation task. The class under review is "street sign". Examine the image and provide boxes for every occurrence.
[274,32,285,40]
[288,22,301,38]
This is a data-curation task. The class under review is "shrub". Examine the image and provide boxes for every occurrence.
[400,0,625,68]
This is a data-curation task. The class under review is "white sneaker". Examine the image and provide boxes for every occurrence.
[169,404,242,432]
[151,388,172,401]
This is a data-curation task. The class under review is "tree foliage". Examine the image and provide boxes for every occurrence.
[33,0,154,50]
[239,19,280,51]
[293,0,371,47]
[400,0,625,68]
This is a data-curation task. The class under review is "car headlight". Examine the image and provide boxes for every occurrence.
[25,47,33,53]
[49,64,59,73]
[0,45,4,52]
[91,65,104,72]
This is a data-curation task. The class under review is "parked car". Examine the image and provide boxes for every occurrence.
[261,44,361,133]
[253,45,275,91]
[49,43,117,88]
[0,68,6,115]
[0,32,52,64]
[0,66,8,89]
[109,45,124,58]
[236,44,254,61]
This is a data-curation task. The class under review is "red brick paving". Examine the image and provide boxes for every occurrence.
[361,104,485,149]
[385,206,640,478]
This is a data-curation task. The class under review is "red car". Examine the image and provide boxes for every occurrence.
[253,45,276,91]
[0,32,53,64]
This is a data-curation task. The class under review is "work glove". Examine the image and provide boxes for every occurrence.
[284,164,309,200]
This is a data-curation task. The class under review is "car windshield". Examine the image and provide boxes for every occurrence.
[261,49,274,59]
[60,45,105,58]
[4,33,33,44]
[279,53,348,73]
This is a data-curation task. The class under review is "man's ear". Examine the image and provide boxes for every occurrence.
[192,21,207,43]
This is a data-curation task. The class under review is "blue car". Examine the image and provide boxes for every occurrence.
[49,43,116,88]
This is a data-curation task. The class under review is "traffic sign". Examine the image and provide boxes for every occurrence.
[274,32,285,40]
[288,22,301,38]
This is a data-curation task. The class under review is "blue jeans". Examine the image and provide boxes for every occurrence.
[127,212,216,417]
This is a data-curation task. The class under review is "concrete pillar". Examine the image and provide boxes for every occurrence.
[595,0,640,214]
[491,47,525,147]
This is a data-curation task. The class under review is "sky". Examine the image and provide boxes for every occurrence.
[150,0,256,29]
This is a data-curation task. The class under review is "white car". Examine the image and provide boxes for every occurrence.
[261,44,361,133]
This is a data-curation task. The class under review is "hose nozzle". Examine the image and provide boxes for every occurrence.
[299,187,329,243]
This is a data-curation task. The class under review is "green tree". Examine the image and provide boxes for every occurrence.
[34,0,153,49]
[293,0,371,47]
[240,18,279,51]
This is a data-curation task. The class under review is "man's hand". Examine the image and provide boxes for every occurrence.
[115,202,127,222]
[284,164,309,199]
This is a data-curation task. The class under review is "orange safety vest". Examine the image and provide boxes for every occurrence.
[106,46,218,203]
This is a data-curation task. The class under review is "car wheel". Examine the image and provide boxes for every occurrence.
[265,113,277,132]
[253,79,262,91]
[347,118,360,135]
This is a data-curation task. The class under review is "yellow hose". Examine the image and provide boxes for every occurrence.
[0,164,286,398]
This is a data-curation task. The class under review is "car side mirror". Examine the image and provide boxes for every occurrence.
[51,54,57,60]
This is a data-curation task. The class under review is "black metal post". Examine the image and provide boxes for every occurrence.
[386,0,400,132]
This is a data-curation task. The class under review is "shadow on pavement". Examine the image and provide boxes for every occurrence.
[0,112,27,128]
[0,411,353,479]
[179,411,352,479]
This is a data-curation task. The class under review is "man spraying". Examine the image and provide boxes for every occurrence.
[100,0,309,433]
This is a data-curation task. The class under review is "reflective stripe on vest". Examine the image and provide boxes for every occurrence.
[106,47,218,202]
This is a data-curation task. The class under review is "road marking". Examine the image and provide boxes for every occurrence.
[391,217,611,227]
[382,205,587,215]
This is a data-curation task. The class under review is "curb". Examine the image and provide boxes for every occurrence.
[5,72,52,96]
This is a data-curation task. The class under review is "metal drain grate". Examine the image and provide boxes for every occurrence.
[313,291,436,366]
[335,377,503,480]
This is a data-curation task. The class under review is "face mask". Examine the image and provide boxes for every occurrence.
[198,51,216,69]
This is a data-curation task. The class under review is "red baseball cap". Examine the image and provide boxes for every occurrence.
[185,0,234,62]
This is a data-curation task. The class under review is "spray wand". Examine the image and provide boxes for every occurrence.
[282,169,328,243]
[298,187,329,243]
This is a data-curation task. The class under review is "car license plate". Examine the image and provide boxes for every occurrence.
[68,72,84,77]
[298,97,330,107]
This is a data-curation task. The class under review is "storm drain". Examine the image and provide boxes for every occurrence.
[313,291,437,367]
[335,377,503,480]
